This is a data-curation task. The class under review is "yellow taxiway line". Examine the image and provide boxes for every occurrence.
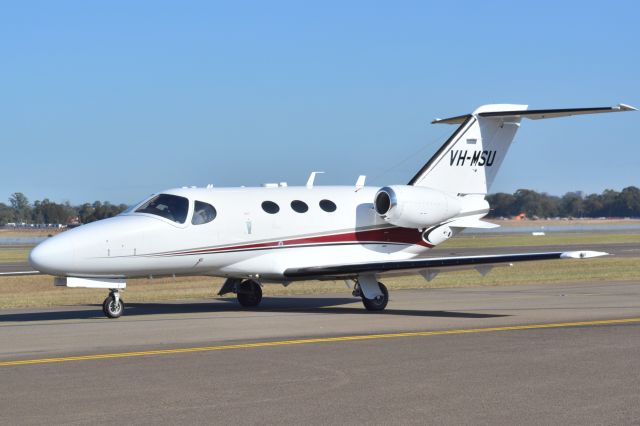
[1,317,639,367]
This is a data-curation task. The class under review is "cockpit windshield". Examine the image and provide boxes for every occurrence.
[135,194,189,224]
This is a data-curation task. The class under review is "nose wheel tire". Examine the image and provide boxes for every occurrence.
[237,279,263,307]
[102,295,124,318]
[361,282,388,311]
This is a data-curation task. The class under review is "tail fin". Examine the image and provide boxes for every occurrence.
[409,103,636,195]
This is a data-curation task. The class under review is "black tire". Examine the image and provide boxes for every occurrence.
[237,279,263,307]
[362,282,388,311]
[102,297,110,315]
[102,293,114,314]
[102,295,124,318]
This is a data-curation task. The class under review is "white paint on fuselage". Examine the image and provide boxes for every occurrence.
[30,186,454,280]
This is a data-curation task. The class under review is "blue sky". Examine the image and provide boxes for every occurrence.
[1,1,638,205]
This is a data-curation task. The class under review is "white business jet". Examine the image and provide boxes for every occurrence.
[25,103,636,318]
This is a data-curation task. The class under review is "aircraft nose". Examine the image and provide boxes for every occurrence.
[29,236,75,275]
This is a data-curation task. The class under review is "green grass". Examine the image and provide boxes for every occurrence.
[0,248,31,263]
[0,230,60,238]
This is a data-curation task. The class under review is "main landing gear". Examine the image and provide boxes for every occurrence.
[102,290,124,319]
[219,276,388,311]
[236,279,263,307]
[353,278,389,311]
[218,278,263,308]
[362,282,388,311]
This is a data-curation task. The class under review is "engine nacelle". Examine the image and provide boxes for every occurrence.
[422,224,454,246]
[374,185,462,229]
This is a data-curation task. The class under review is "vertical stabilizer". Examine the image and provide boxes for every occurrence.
[409,103,635,195]
[409,104,526,195]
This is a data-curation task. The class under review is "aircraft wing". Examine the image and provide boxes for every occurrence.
[283,251,607,280]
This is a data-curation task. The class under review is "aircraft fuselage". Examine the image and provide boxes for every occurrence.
[29,186,456,281]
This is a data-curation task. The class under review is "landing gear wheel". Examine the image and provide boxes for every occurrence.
[237,279,263,307]
[102,294,124,318]
[361,282,388,311]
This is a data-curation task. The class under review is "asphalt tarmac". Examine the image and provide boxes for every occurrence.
[1,280,639,425]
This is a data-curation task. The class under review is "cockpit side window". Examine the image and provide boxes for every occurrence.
[135,194,189,224]
[192,201,217,225]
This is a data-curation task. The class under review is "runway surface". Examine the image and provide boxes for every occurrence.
[1,280,639,425]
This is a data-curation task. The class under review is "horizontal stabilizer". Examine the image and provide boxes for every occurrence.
[432,104,636,125]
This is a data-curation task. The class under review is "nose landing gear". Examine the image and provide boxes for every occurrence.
[103,290,124,319]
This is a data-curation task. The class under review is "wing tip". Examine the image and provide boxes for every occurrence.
[560,251,609,259]
[618,103,637,111]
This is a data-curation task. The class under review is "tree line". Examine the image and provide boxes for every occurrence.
[0,193,128,226]
[486,186,640,219]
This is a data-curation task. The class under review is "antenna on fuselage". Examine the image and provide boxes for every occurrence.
[306,171,324,188]
[355,175,366,191]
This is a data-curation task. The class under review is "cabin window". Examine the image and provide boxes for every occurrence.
[261,201,280,214]
[319,199,337,212]
[135,194,189,224]
[192,201,217,225]
[290,200,308,213]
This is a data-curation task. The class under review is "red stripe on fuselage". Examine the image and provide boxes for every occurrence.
[158,226,431,257]
[294,227,430,247]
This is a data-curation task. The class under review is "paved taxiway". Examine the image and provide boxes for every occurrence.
[1,280,639,425]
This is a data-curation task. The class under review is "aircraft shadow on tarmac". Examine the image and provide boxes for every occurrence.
[0,296,507,322]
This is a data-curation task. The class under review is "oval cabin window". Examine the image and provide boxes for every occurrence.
[319,199,337,213]
[261,201,280,214]
[290,200,309,213]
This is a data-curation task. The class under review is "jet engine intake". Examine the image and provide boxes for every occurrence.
[374,185,462,229]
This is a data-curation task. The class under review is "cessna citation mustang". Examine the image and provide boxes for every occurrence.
[23,103,636,318]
